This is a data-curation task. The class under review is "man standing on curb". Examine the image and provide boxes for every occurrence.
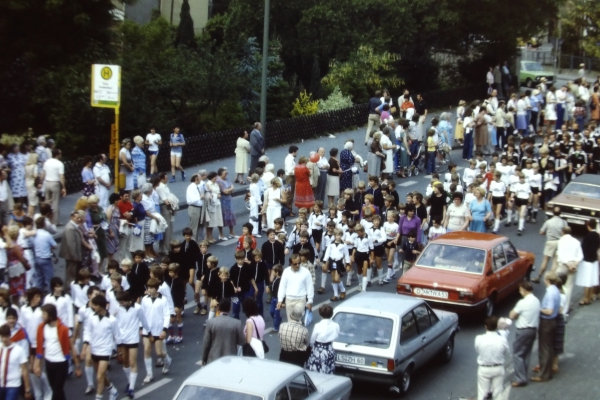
[509,281,540,387]
[250,122,265,173]
[553,225,582,317]
[532,206,566,283]
[474,316,509,400]
[41,149,66,225]
[186,173,205,242]
[365,91,382,145]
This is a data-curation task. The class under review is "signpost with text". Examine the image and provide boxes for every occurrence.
[91,64,121,192]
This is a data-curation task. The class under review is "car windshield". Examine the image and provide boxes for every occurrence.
[563,182,600,200]
[523,62,544,72]
[333,312,393,348]
[175,386,262,400]
[417,243,486,274]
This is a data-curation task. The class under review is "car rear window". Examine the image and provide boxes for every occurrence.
[563,182,600,200]
[417,243,486,274]
[333,312,393,348]
[175,386,262,400]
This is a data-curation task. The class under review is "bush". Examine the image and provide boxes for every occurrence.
[318,86,353,113]
[290,90,319,117]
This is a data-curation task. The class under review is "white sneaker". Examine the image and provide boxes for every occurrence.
[85,386,95,395]
[109,390,118,400]
[162,357,172,374]
[143,375,153,384]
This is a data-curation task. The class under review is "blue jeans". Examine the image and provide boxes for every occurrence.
[269,298,282,331]
[35,257,54,293]
[0,387,20,400]
[426,151,436,174]
[248,281,265,316]
[463,131,474,160]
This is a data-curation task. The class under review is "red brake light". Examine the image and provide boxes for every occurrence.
[387,359,395,372]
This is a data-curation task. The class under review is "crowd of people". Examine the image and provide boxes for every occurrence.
[3,75,600,399]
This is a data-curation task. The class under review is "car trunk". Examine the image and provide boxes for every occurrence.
[398,266,481,304]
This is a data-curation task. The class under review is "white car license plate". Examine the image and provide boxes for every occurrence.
[567,218,585,225]
[336,354,365,365]
[414,288,449,299]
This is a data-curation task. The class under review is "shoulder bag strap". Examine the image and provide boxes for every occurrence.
[251,317,261,340]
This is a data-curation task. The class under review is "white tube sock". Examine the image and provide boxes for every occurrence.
[332,283,339,297]
[366,268,372,282]
[361,276,368,291]
[144,358,152,377]
[507,209,512,222]
[123,366,131,382]
[494,218,500,231]
[519,218,525,230]
[346,271,352,285]
[208,310,215,319]
[321,272,327,288]
[130,372,138,391]
[85,366,94,387]
[338,281,346,293]
[162,341,167,354]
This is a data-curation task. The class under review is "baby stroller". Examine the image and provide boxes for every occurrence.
[405,141,424,177]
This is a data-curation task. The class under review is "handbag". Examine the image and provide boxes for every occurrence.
[242,318,269,357]
[119,220,131,237]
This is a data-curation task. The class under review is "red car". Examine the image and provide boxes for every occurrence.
[396,232,535,317]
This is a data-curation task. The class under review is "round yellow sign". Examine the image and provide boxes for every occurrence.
[101,67,113,80]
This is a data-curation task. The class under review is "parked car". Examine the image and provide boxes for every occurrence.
[545,174,600,226]
[332,292,459,395]
[519,60,555,87]
[397,232,535,317]
[172,356,352,400]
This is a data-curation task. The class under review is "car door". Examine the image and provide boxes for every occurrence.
[412,304,439,362]
[287,372,319,400]
[501,240,522,292]
[399,311,422,369]
[491,243,512,300]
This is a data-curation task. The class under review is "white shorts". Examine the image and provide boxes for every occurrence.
[170,152,182,158]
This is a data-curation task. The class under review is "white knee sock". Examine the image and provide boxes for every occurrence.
[494,218,500,231]
[518,218,525,230]
[367,268,372,282]
[162,341,167,354]
[377,269,383,280]
[75,337,82,354]
[321,272,327,288]
[393,252,399,267]
[85,366,95,387]
[129,372,138,391]
[346,271,352,285]
[332,283,339,297]
[41,372,52,397]
[338,281,346,293]
[144,358,152,376]
[123,367,131,382]
[507,209,512,222]
[361,276,368,291]
[208,310,215,319]
[199,295,206,307]
[386,268,392,279]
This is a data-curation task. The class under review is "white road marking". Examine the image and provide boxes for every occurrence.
[123,378,172,399]
[216,238,238,246]
[398,180,417,187]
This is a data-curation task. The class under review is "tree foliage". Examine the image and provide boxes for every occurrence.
[559,0,600,58]
[290,91,319,117]
[318,86,353,113]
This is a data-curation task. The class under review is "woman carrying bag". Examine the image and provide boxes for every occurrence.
[306,304,339,374]
[241,298,268,358]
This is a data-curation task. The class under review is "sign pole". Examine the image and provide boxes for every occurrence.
[114,107,120,193]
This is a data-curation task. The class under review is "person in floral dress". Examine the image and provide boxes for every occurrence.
[306,304,339,374]
[7,144,28,204]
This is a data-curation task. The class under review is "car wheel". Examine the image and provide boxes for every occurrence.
[484,295,496,318]
[399,365,412,394]
[526,78,533,88]
[439,335,454,364]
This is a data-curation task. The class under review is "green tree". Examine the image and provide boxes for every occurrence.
[559,0,600,58]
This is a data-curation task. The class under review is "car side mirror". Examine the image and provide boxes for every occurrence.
[486,269,493,276]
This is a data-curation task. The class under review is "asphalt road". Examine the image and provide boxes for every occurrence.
[57,126,596,400]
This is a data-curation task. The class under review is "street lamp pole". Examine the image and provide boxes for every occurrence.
[259,0,270,141]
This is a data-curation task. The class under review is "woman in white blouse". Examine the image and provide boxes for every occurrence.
[545,85,557,129]
[306,304,340,374]
[261,178,283,229]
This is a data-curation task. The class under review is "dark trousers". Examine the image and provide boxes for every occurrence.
[0,387,20,400]
[496,127,506,149]
[250,155,260,174]
[531,111,539,133]
[538,318,557,380]
[513,327,537,384]
[46,359,68,400]
[463,131,474,160]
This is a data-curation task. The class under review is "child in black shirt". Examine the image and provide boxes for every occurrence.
[167,264,186,343]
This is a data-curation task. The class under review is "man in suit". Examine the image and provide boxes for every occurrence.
[202,298,245,365]
[58,211,83,291]
[249,122,265,173]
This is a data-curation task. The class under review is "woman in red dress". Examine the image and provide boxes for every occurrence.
[294,156,315,210]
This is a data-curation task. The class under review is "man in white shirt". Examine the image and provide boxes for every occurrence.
[0,170,8,227]
[93,154,111,210]
[509,281,540,387]
[533,206,567,282]
[145,128,162,175]
[0,325,32,399]
[186,172,206,241]
[155,173,174,254]
[284,146,298,214]
[41,149,66,225]
[474,316,509,400]
[553,226,583,316]
[277,254,314,320]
